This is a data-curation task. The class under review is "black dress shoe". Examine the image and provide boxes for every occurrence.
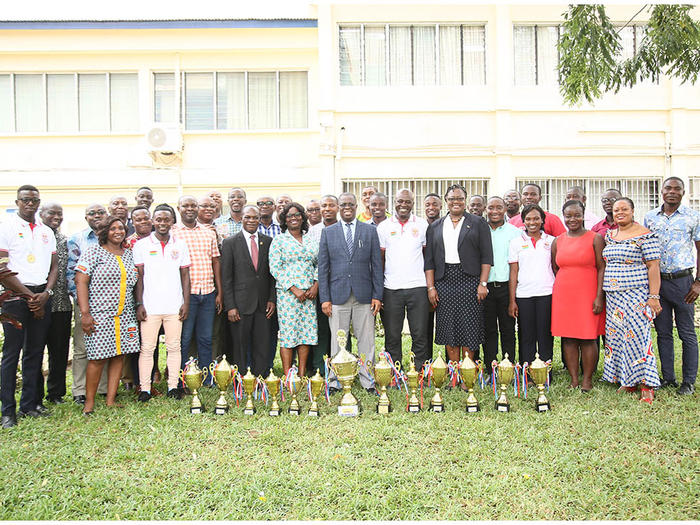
[328,387,341,394]
[166,388,184,400]
[138,391,152,403]
[657,379,679,389]
[46,397,66,404]
[34,404,51,415]
[18,409,50,418]
[365,387,378,395]
[73,395,86,405]
[1,415,17,429]
[677,382,695,395]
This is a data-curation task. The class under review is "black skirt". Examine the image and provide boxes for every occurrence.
[434,264,484,349]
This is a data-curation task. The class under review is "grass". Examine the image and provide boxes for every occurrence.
[0,330,698,520]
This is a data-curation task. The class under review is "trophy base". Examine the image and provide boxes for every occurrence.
[429,402,444,413]
[190,407,204,414]
[377,404,391,415]
[289,408,300,416]
[407,404,420,413]
[243,408,256,415]
[269,409,280,417]
[496,402,510,413]
[307,409,319,417]
[536,401,551,412]
[214,406,228,415]
[466,404,480,413]
[338,404,359,417]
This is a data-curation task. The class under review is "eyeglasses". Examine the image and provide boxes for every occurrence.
[338,203,356,208]
[86,210,106,217]
[18,198,40,205]
[601,198,618,204]
[446,197,465,203]
[307,208,320,212]
[287,212,302,219]
[257,201,274,206]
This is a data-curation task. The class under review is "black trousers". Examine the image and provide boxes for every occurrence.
[516,295,553,365]
[383,287,431,371]
[38,309,72,402]
[483,282,516,373]
[308,299,330,375]
[231,309,271,378]
[1,298,52,417]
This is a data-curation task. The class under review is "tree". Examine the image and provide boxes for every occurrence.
[558,4,700,105]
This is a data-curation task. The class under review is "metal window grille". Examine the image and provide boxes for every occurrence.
[688,177,700,210]
[342,178,489,219]
[515,178,661,219]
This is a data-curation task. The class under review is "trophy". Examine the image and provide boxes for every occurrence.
[329,330,360,417]
[529,352,553,412]
[368,353,392,414]
[308,369,325,417]
[495,353,515,413]
[429,355,447,413]
[405,355,420,413]
[459,354,480,413]
[209,354,233,415]
[241,367,257,415]
[264,369,281,416]
[287,369,303,416]
[180,360,208,414]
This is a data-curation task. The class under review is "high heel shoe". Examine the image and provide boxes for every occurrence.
[640,386,654,405]
[617,385,638,393]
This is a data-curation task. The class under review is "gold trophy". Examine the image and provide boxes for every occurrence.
[330,330,360,417]
[368,353,393,414]
[241,367,257,415]
[529,352,553,412]
[265,369,281,416]
[495,353,515,413]
[429,355,447,413]
[405,355,420,413]
[180,360,208,414]
[459,354,480,413]
[209,354,233,415]
[308,369,325,417]
[287,369,303,416]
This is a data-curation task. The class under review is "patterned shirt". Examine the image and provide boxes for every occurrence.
[51,231,71,312]
[258,221,282,239]
[172,223,220,295]
[214,215,243,240]
[126,232,150,249]
[644,204,700,273]
[603,231,660,291]
[67,228,99,296]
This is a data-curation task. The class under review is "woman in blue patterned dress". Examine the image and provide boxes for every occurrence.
[602,197,661,404]
[269,203,319,378]
[75,216,139,415]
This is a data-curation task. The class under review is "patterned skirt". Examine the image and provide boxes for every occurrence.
[602,287,660,387]
[85,304,140,360]
[434,264,483,349]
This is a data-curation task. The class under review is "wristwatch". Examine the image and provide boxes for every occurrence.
[46,288,54,296]
[480,281,488,287]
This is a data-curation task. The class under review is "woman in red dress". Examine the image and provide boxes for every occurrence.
[551,200,606,391]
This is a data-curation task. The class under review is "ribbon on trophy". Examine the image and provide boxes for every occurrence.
[380,352,408,394]
[231,369,244,406]
[514,363,522,398]
[491,360,499,400]
[181,357,196,389]
[357,356,376,394]
[254,377,269,405]
[522,362,529,399]
[323,358,331,404]
[307,379,313,402]
[446,360,461,388]
[477,360,486,390]
[544,359,552,392]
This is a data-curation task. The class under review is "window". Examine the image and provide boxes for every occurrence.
[515,178,661,219]
[339,24,486,86]
[154,71,308,130]
[0,72,138,133]
[342,178,489,219]
[513,25,560,86]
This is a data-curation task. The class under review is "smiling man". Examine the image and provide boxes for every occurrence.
[376,189,430,370]
[509,183,566,236]
[215,188,247,241]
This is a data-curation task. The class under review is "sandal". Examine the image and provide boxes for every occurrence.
[82,410,94,416]
[617,385,638,393]
[640,386,654,405]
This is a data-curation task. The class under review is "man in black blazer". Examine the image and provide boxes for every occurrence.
[221,205,276,376]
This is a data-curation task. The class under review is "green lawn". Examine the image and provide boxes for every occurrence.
[0,330,697,520]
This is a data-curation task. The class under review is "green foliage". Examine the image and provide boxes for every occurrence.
[559,4,700,105]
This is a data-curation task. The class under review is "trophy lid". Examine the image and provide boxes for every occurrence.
[184,359,201,375]
[375,352,393,371]
[530,352,546,370]
[243,366,256,381]
[310,369,324,387]
[498,353,514,370]
[432,354,447,372]
[265,368,278,382]
[330,346,357,366]
[215,354,232,373]
[459,353,477,371]
[405,356,418,378]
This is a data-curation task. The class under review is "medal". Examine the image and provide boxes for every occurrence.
[27,253,36,263]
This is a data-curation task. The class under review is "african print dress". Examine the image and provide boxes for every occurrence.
[601,231,661,387]
[269,232,319,348]
[76,245,140,360]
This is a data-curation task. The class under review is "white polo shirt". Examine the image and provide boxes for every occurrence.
[133,232,191,315]
[0,213,56,286]
[377,214,428,290]
[507,232,555,298]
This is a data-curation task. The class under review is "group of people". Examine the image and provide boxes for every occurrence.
[1,177,698,427]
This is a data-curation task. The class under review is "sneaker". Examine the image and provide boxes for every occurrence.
[677,382,695,395]
[137,391,152,403]
[167,388,184,400]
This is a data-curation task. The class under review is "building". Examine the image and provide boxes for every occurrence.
[1,2,698,232]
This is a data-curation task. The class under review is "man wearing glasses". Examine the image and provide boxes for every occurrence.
[256,196,282,239]
[591,188,622,236]
[67,203,109,405]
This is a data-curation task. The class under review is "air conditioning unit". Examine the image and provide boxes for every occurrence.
[145,124,183,153]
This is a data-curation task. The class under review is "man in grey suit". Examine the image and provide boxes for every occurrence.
[221,205,276,377]
[318,192,383,393]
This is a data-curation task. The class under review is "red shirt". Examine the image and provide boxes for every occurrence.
[591,217,618,236]
[509,211,566,237]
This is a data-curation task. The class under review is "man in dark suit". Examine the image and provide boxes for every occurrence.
[221,205,276,376]
[318,192,383,393]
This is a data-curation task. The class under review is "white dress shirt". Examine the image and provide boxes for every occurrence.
[442,216,464,264]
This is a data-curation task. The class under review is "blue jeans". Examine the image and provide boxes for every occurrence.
[180,291,216,385]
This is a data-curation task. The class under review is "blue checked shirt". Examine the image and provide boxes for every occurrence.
[258,221,281,238]
[644,205,700,273]
[66,228,99,296]
[214,215,243,240]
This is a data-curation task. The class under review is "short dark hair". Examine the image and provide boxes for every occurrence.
[521,183,542,195]
[614,197,635,210]
[321,194,338,202]
[470,194,485,202]
[487,196,505,205]
[97,216,127,247]
[521,204,546,224]
[662,176,684,189]
[603,188,622,196]
[444,184,467,200]
[17,185,39,196]
[424,193,441,200]
[562,199,585,215]
[371,192,388,202]
[136,186,153,193]
[153,203,177,223]
[130,205,150,217]
[279,202,309,234]
[338,192,357,203]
